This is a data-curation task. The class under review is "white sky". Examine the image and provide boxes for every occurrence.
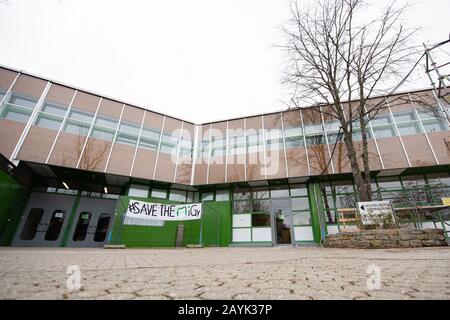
[0,0,449,123]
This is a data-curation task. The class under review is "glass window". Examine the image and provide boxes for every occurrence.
[116,132,138,146]
[141,127,161,140]
[293,212,311,225]
[94,214,111,242]
[128,184,149,198]
[0,91,5,101]
[266,138,283,150]
[91,127,115,141]
[303,123,323,135]
[63,120,90,136]
[151,188,167,199]
[393,110,416,122]
[95,116,118,129]
[290,185,308,197]
[160,141,177,154]
[45,210,66,241]
[41,102,67,116]
[252,213,271,227]
[372,125,396,138]
[215,190,230,201]
[371,113,392,125]
[187,192,194,203]
[285,136,304,148]
[421,119,448,133]
[1,105,32,123]
[327,132,343,145]
[305,134,325,146]
[169,189,186,202]
[291,197,309,211]
[139,137,159,151]
[72,212,91,242]
[397,122,421,136]
[284,126,302,138]
[377,179,402,190]
[119,121,140,135]
[233,200,252,213]
[234,191,251,201]
[20,208,44,240]
[34,113,63,130]
[69,108,94,123]
[201,192,214,201]
[270,188,289,198]
[8,94,37,109]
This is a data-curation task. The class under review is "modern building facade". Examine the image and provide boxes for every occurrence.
[0,65,449,248]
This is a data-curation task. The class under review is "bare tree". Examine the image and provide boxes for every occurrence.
[281,0,418,201]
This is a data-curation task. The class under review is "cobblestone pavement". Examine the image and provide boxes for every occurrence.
[0,246,449,300]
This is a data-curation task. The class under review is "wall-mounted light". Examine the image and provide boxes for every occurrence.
[104,186,108,194]
[62,181,69,190]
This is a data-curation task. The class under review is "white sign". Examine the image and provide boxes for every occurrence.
[126,200,202,221]
[357,201,395,225]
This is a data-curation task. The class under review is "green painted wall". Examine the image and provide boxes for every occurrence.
[307,182,324,244]
[109,196,232,248]
[0,170,30,246]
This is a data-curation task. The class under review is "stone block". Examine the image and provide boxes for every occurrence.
[410,240,423,247]
[369,240,383,248]
[381,240,398,248]
[375,234,390,240]
[399,240,411,247]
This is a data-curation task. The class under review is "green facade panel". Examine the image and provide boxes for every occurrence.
[109,196,232,248]
[0,170,30,246]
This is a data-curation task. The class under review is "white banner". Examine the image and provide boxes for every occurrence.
[126,199,202,221]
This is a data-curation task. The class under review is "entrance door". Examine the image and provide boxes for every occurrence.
[12,193,76,247]
[270,198,294,245]
[65,197,116,247]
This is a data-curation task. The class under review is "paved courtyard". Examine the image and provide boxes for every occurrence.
[0,246,449,300]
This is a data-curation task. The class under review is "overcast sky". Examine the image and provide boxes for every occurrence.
[0,0,449,123]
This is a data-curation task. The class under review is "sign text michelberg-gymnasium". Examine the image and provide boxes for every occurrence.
[126,200,202,221]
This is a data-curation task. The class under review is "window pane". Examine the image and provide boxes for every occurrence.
[72,212,91,241]
[290,185,308,197]
[284,126,302,138]
[9,94,37,109]
[1,105,32,123]
[69,108,94,123]
[422,119,448,133]
[270,188,289,198]
[95,115,118,129]
[397,122,421,136]
[91,127,115,141]
[305,134,325,146]
[252,213,271,227]
[116,132,138,146]
[139,137,159,151]
[44,210,66,241]
[303,123,323,135]
[64,120,90,136]
[151,188,167,199]
[215,190,229,201]
[233,200,252,213]
[119,121,140,135]
[160,141,177,154]
[393,110,416,122]
[20,208,44,240]
[285,136,304,148]
[266,138,283,150]
[201,192,214,201]
[141,127,161,140]
[293,212,311,225]
[35,113,63,130]
[94,214,111,242]
[373,125,396,138]
[169,190,186,202]
[291,197,309,211]
[41,102,67,116]
[371,114,392,125]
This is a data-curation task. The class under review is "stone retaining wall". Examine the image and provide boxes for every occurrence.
[323,228,448,249]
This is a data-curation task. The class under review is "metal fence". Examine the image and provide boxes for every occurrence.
[108,197,224,247]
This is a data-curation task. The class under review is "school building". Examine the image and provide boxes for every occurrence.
[0,65,449,248]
